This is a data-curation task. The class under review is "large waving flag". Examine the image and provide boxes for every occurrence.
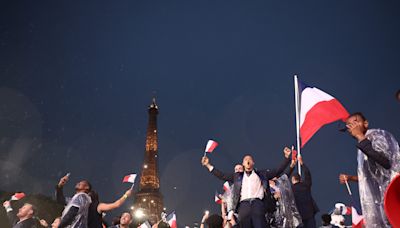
[295,77,349,147]
[166,211,177,228]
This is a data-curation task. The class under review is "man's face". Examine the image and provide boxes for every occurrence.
[75,180,90,192]
[17,203,33,218]
[52,218,61,228]
[120,212,132,225]
[234,164,243,173]
[345,115,368,135]
[242,155,254,171]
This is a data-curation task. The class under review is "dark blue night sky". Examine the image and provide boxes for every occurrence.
[1,0,400,226]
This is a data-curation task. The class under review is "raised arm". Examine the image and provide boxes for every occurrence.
[301,162,312,188]
[357,138,390,169]
[285,158,297,177]
[97,189,132,213]
[201,156,234,182]
[55,175,69,205]
[3,201,17,225]
[263,147,291,179]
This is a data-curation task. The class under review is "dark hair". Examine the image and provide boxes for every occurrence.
[348,112,367,121]
[205,214,223,228]
[157,221,170,228]
[321,214,332,225]
[81,180,92,191]
[292,174,301,182]
[88,190,99,204]
[112,216,121,225]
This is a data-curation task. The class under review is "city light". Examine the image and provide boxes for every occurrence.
[134,209,145,219]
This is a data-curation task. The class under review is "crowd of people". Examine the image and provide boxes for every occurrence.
[2,174,137,228]
[2,102,400,228]
[200,112,400,228]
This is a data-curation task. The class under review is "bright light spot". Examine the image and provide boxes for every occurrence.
[130,206,135,210]
[134,209,145,219]
[144,164,148,169]
[163,207,167,211]
[151,200,154,203]
[143,198,146,202]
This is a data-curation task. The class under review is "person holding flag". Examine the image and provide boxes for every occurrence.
[288,156,319,228]
[201,147,291,228]
[339,112,400,227]
[2,200,37,228]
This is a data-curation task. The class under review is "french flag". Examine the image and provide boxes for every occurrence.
[223,181,230,193]
[122,174,137,184]
[205,140,218,153]
[352,206,364,228]
[138,221,151,228]
[298,80,349,147]
[10,192,25,201]
[166,211,177,228]
[215,191,222,204]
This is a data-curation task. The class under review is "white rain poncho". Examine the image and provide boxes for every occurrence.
[61,192,91,228]
[357,129,400,228]
[270,174,302,228]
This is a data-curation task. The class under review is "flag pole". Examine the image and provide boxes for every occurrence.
[344,179,352,196]
[294,75,302,176]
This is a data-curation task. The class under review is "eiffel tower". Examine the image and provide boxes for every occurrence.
[133,98,164,225]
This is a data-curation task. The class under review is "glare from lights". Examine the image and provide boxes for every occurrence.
[144,164,148,169]
[130,206,135,210]
[151,200,154,203]
[163,207,167,211]
[143,198,146,202]
[134,209,145,219]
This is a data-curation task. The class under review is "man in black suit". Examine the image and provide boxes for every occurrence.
[201,147,291,228]
[289,157,319,228]
[2,200,37,228]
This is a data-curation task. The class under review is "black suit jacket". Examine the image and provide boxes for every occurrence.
[210,157,291,212]
[290,164,319,220]
[7,210,37,228]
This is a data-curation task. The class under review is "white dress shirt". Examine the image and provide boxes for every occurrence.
[240,170,264,201]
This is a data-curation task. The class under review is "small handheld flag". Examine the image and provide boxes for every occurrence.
[215,191,222,204]
[166,211,177,228]
[291,145,297,161]
[10,192,26,201]
[204,140,218,157]
[223,181,230,193]
[122,174,137,189]
[138,221,151,228]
